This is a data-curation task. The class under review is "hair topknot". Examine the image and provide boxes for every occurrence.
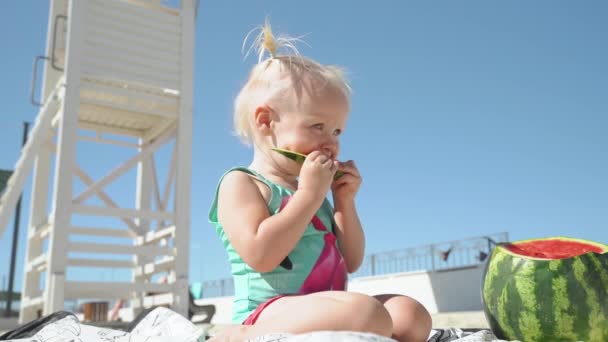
[233,19,352,145]
[242,18,308,63]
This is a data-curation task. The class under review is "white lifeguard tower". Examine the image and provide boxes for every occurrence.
[0,0,196,323]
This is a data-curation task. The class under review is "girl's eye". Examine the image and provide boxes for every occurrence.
[312,123,324,130]
[333,129,342,136]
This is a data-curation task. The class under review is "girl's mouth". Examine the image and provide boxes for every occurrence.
[271,148,344,179]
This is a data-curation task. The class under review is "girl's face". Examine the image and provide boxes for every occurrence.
[271,85,349,162]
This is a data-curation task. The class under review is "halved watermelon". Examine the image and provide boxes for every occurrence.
[482,237,608,342]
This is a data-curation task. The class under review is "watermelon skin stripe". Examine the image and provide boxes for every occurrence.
[587,254,608,320]
[482,240,608,342]
[550,261,577,341]
[483,249,517,339]
[575,256,608,340]
[565,258,590,342]
[513,260,541,341]
[534,260,554,340]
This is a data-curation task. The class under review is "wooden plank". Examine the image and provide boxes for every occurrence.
[80,78,180,105]
[83,34,180,66]
[135,226,175,247]
[73,167,140,233]
[67,241,174,256]
[84,25,180,60]
[134,257,175,277]
[71,204,174,222]
[73,128,173,203]
[87,14,180,47]
[68,226,135,238]
[64,281,173,300]
[89,0,179,32]
[67,258,135,268]
[80,97,177,121]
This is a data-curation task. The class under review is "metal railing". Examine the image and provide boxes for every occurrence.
[198,232,509,298]
[351,232,508,277]
[196,278,235,298]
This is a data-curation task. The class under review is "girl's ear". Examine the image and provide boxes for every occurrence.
[254,105,274,136]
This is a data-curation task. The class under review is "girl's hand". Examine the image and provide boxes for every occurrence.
[332,160,362,204]
[298,151,339,201]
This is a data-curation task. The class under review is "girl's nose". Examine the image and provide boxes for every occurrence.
[321,145,337,159]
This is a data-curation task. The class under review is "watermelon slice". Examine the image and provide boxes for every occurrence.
[482,236,608,342]
[271,148,344,179]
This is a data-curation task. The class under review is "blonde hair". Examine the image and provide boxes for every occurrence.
[233,20,351,145]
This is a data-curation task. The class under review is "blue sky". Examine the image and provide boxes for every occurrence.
[0,1,607,289]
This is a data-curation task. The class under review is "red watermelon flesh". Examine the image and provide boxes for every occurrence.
[504,238,606,259]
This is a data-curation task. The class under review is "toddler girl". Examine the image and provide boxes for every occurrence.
[208,21,431,342]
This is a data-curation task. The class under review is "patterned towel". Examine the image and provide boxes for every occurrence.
[427,328,517,342]
[0,307,205,342]
[0,308,516,342]
[245,328,518,342]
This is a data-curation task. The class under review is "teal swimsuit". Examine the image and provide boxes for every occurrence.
[208,167,348,323]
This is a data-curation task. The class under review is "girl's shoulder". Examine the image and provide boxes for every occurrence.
[217,167,273,205]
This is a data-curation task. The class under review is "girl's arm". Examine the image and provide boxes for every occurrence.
[333,199,365,273]
[217,171,322,272]
[217,152,338,273]
[331,160,365,273]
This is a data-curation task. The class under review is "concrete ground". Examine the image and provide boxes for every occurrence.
[431,311,489,329]
[0,317,18,335]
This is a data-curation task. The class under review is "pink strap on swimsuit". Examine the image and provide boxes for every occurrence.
[242,196,348,325]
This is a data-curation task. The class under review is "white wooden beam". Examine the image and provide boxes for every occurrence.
[134,256,175,277]
[73,166,139,233]
[171,0,196,318]
[77,133,142,148]
[150,155,163,212]
[161,142,177,211]
[79,121,143,137]
[68,226,135,238]
[21,296,45,310]
[68,242,174,257]
[25,254,48,273]
[67,258,135,268]
[45,0,89,316]
[0,87,60,237]
[136,225,175,245]
[72,127,174,204]
[72,204,174,221]
[64,281,173,300]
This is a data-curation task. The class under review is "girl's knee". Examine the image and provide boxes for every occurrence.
[343,292,393,336]
[383,296,432,342]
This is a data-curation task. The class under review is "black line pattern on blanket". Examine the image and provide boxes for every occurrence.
[32,316,82,342]
[8,307,204,342]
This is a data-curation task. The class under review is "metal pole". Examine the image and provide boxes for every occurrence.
[430,245,435,271]
[1,274,5,310]
[5,121,30,317]
[370,254,376,276]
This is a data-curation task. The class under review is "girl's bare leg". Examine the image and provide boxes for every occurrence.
[209,291,393,342]
[374,294,432,342]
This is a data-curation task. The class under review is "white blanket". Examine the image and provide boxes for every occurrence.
[2,308,515,342]
[245,329,515,342]
[3,307,204,342]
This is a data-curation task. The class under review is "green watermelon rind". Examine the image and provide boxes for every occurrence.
[481,236,608,342]
[271,148,344,179]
